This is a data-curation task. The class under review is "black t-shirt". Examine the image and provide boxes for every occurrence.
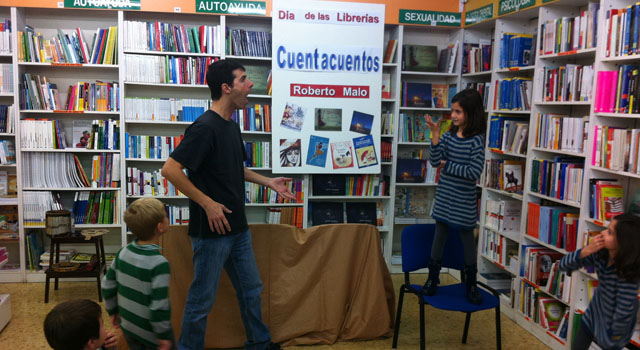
[169,110,248,237]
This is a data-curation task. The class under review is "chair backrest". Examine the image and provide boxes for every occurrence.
[401,224,466,272]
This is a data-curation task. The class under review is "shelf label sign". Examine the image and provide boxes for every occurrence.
[465,4,493,26]
[498,0,535,16]
[196,0,267,15]
[399,9,461,27]
[63,0,140,10]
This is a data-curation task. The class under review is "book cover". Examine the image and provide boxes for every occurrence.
[353,135,378,168]
[330,141,354,169]
[345,202,377,225]
[600,184,624,219]
[312,174,346,195]
[382,73,391,99]
[503,160,524,193]
[403,44,438,72]
[244,64,270,95]
[281,102,306,131]
[396,159,426,183]
[383,39,398,63]
[403,82,432,107]
[279,139,301,167]
[314,108,342,131]
[311,201,344,225]
[72,120,93,149]
[306,135,329,167]
[349,111,373,135]
[431,84,448,109]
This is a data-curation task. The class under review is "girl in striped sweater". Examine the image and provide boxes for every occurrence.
[421,89,486,304]
[559,213,640,350]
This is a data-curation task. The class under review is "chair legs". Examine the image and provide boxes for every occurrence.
[462,312,471,344]
[392,286,405,349]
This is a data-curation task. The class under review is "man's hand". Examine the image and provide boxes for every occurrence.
[581,233,605,258]
[103,330,118,349]
[110,314,121,329]
[204,200,232,234]
[269,177,297,201]
[158,339,172,350]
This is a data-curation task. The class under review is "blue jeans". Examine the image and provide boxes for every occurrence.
[178,229,271,350]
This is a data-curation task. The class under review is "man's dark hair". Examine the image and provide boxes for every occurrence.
[44,299,101,350]
[206,59,246,100]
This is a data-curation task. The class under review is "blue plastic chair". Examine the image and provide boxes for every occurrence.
[391,224,501,350]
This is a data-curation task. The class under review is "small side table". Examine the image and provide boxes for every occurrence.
[44,235,106,303]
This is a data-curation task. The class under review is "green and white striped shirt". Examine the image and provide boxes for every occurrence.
[102,241,172,346]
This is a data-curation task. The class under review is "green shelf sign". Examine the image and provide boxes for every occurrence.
[465,4,494,26]
[498,0,535,16]
[196,0,267,16]
[399,9,461,27]
[64,0,140,10]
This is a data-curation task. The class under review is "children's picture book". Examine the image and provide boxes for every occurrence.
[72,120,93,149]
[382,73,391,99]
[403,44,438,72]
[281,102,306,131]
[353,135,378,168]
[330,141,354,169]
[403,82,432,108]
[431,84,449,109]
[306,135,329,167]
[314,108,342,131]
[349,111,374,135]
[600,184,624,219]
[279,139,301,167]
[503,160,524,193]
[311,201,344,225]
[345,202,377,225]
[396,158,426,183]
[539,297,565,332]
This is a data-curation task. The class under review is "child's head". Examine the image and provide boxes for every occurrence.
[124,197,168,240]
[44,299,107,350]
[450,89,486,138]
[605,213,640,281]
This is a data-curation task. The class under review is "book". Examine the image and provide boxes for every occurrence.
[396,159,426,183]
[403,82,432,108]
[349,111,373,135]
[306,135,329,168]
[312,174,346,196]
[72,120,93,149]
[244,64,270,95]
[330,141,354,169]
[403,44,438,72]
[383,39,398,63]
[314,108,341,131]
[281,102,306,131]
[345,202,377,226]
[311,201,344,225]
[431,84,449,109]
[503,160,524,193]
[279,139,301,167]
[382,73,391,99]
[353,135,378,168]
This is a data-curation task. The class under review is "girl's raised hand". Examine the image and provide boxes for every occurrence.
[424,114,441,132]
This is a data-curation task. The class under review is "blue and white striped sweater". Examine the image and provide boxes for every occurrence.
[429,132,484,230]
[559,250,639,350]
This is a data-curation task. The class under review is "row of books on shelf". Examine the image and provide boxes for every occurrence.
[401,43,457,74]
[530,157,584,203]
[603,5,640,58]
[540,2,599,55]
[163,204,189,225]
[89,153,121,188]
[526,203,579,251]
[0,19,10,55]
[21,153,91,188]
[25,231,44,271]
[462,40,491,73]
[71,191,120,225]
[402,82,456,108]
[484,198,521,234]
[394,187,435,221]
[500,33,533,69]
[380,141,392,162]
[245,180,303,204]
[381,111,394,135]
[488,114,529,154]
[464,82,491,110]
[396,158,440,184]
[594,66,640,113]
[23,191,63,226]
[480,228,518,269]
[519,282,570,340]
[21,119,120,150]
[483,159,524,194]
[493,77,532,111]
[123,21,224,55]
[266,207,303,228]
[0,105,14,134]
[124,134,183,160]
[536,64,594,103]
[312,174,389,197]
[0,64,12,93]
[124,54,216,85]
[232,104,272,132]
[534,114,588,154]
[398,113,451,143]
[227,29,272,58]
[593,125,640,173]
[18,26,118,65]
[310,201,383,227]
[126,167,181,197]
[0,140,14,165]
[589,178,624,223]
[19,74,120,112]
[244,141,270,168]
[125,97,210,123]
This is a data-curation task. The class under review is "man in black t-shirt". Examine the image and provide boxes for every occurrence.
[162,60,294,350]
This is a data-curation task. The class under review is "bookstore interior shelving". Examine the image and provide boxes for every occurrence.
[0,1,640,349]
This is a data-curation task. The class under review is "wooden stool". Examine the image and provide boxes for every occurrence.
[44,235,106,303]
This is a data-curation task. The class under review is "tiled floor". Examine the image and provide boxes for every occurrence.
[0,274,549,349]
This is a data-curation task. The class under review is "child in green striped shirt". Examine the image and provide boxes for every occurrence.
[102,198,174,350]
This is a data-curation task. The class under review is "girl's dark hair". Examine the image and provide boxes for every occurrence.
[611,213,640,281]
[449,89,487,138]
[44,299,102,350]
[206,59,245,101]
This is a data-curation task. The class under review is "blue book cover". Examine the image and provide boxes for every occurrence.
[349,111,374,135]
[403,82,432,108]
[306,135,329,167]
[353,135,378,168]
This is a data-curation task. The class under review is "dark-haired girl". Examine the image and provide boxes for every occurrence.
[559,213,640,350]
[422,88,487,304]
